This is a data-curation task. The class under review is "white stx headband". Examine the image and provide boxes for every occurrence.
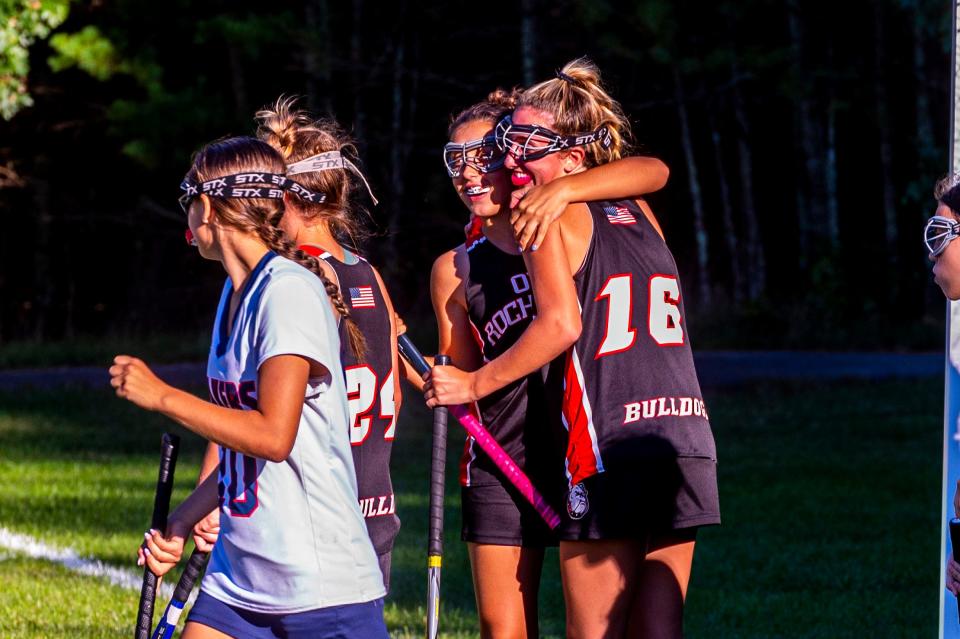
[285,150,379,206]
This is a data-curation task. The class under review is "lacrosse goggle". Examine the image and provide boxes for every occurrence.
[494,115,613,163]
[924,215,960,257]
[443,135,505,178]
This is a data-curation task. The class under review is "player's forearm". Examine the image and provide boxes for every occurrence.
[157,387,294,462]
[197,441,220,486]
[560,156,669,202]
[470,312,580,399]
[169,473,220,530]
[402,355,431,391]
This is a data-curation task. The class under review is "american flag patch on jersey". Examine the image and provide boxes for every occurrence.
[349,286,376,308]
[603,205,636,225]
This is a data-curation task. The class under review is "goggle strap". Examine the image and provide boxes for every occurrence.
[496,115,612,157]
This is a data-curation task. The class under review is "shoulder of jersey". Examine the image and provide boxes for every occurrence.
[268,255,324,284]
[465,234,487,253]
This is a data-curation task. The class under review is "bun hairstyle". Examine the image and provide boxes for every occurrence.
[187,136,366,360]
[517,57,632,167]
[936,174,960,213]
[448,87,523,137]
[256,96,370,250]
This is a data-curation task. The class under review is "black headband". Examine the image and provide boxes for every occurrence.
[180,172,326,204]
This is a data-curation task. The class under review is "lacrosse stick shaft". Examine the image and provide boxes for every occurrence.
[398,334,561,529]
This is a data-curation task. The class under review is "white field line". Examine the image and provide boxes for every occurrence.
[0,526,196,603]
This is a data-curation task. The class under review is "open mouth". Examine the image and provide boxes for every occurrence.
[511,170,532,187]
[465,185,491,197]
[185,228,197,246]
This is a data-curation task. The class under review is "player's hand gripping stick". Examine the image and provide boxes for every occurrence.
[150,548,208,639]
[135,433,180,639]
[426,353,450,639]
[397,334,561,529]
[951,518,960,622]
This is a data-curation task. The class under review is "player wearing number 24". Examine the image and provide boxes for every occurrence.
[424,58,720,639]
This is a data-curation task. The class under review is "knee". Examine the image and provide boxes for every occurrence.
[478,611,532,639]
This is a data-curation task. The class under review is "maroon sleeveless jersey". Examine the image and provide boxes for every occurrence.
[461,235,561,494]
[302,245,400,555]
[561,199,717,488]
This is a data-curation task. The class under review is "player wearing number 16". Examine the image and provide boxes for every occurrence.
[425,58,720,639]
[111,136,388,639]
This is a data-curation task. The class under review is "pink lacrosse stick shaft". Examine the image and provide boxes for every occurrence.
[448,404,561,529]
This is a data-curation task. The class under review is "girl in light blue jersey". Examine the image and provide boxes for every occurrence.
[110,137,388,639]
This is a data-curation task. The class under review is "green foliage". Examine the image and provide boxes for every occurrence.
[48,25,119,80]
[0,0,70,119]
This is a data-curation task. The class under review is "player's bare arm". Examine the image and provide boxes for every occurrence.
[110,354,316,462]
[511,155,669,251]
[425,221,580,407]
[430,245,484,373]
[372,264,403,412]
[191,442,221,552]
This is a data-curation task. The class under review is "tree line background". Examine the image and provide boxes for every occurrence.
[0,0,952,353]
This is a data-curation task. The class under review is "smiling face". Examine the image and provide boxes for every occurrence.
[502,106,580,188]
[448,118,512,220]
[931,202,960,300]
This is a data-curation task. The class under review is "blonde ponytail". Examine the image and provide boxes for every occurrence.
[518,57,632,167]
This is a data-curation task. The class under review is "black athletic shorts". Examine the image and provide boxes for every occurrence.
[461,481,559,547]
[559,456,720,541]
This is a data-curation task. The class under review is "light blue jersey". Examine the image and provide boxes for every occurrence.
[201,252,385,613]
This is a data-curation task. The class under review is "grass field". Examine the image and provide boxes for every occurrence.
[0,376,944,638]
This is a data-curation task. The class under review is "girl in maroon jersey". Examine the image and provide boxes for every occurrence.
[430,88,671,637]
[256,97,403,590]
[427,59,720,639]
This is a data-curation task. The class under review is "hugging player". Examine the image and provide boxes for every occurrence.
[427,58,720,639]
[430,82,672,637]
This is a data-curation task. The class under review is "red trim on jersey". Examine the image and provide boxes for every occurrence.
[466,318,488,362]
[298,244,324,257]
[464,216,484,244]
[562,347,601,486]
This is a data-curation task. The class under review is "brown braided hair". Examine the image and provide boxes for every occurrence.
[185,136,366,361]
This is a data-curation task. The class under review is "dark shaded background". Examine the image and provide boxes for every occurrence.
[0,0,951,352]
